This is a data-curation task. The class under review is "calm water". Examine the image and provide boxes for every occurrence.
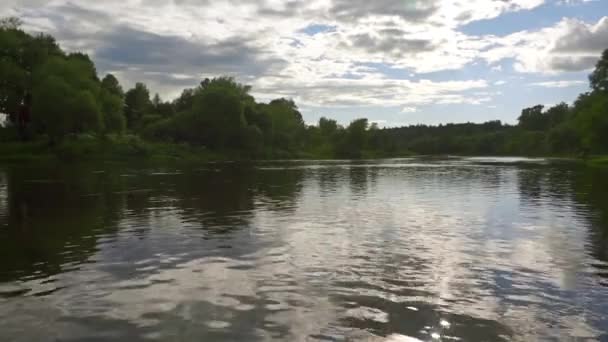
[0,158,607,341]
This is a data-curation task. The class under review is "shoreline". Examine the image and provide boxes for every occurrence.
[1,137,603,166]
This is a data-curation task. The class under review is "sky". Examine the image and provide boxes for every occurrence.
[2,0,607,127]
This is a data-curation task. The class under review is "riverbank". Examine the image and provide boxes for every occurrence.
[588,156,608,167]
[1,135,605,166]
[0,135,229,164]
[0,134,410,164]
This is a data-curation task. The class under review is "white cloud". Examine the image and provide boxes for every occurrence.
[252,76,489,108]
[530,80,587,88]
[481,16,608,73]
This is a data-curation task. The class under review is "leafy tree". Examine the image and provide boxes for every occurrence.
[337,118,368,158]
[173,88,196,113]
[0,17,22,30]
[124,82,151,130]
[573,92,608,153]
[242,124,264,153]
[0,58,26,118]
[101,74,124,99]
[29,55,102,140]
[99,89,125,134]
[31,76,73,142]
[544,102,570,128]
[67,53,97,80]
[0,21,61,122]
[590,49,608,93]
[151,93,175,118]
[319,117,339,137]
[72,90,102,133]
[518,105,546,131]
[190,78,246,148]
[548,123,580,154]
[262,98,305,152]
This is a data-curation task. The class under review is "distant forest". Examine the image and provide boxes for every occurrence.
[1,17,607,159]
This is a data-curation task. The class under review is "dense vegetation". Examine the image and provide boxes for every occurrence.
[1,17,607,161]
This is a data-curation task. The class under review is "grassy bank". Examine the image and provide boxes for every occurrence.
[0,135,229,164]
[1,134,604,166]
[588,156,608,167]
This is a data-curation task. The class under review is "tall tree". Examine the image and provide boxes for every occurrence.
[190,78,246,148]
[590,49,608,93]
[124,82,151,130]
[101,74,124,99]
[0,17,22,30]
[518,105,546,131]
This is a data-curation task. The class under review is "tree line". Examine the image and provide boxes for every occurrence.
[1,17,607,159]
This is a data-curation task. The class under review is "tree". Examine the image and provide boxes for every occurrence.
[544,103,569,128]
[190,80,246,148]
[31,76,73,142]
[518,105,546,131]
[319,117,339,137]
[173,88,196,113]
[340,118,369,158]
[152,93,161,107]
[0,58,26,119]
[72,90,102,133]
[30,55,102,140]
[548,123,580,154]
[124,82,151,130]
[573,92,608,153]
[590,49,608,93]
[0,17,22,30]
[67,53,97,80]
[151,93,174,118]
[100,89,125,134]
[101,74,124,99]
[262,98,305,152]
[0,22,62,121]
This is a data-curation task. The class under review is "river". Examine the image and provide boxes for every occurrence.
[0,157,607,341]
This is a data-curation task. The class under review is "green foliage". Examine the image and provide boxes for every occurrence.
[72,90,102,133]
[151,94,175,118]
[31,76,73,141]
[99,89,126,134]
[261,98,305,152]
[191,78,246,148]
[574,91,608,153]
[0,22,62,120]
[0,58,27,116]
[101,74,124,98]
[124,82,151,130]
[548,123,581,154]
[518,105,546,131]
[29,55,103,141]
[337,118,368,158]
[590,50,608,93]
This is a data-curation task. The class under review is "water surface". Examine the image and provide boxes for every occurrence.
[0,157,607,341]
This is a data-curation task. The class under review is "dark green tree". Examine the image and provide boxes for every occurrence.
[190,78,246,148]
[31,76,73,142]
[101,74,124,99]
[518,105,546,131]
[124,82,151,130]
[99,89,125,134]
[590,49,608,93]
